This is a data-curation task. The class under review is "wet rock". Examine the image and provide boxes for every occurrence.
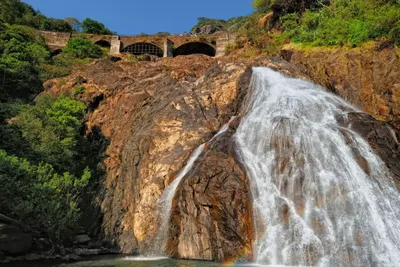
[74,235,91,244]
[169,128,254,262]
[25,253,40,261]
[345,112,400,188]
[281,44,400,129]
[61,254,81,262]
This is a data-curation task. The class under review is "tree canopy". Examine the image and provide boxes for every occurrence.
[82,18,113,35]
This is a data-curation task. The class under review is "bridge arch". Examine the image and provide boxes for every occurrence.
[121,42,163,57]
[95,40,111,48]
[173,42,216,57]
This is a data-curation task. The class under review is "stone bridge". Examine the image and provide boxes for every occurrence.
[38,31,236,58]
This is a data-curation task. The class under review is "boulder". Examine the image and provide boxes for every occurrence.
[61,254,81,262]
[74,235,91,244]
[194,25,222,35]
[0,223,32,255]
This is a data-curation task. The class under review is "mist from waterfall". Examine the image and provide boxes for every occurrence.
[234,67,400,266]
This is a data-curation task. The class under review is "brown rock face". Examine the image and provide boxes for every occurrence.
[43,53,400,262]
[44,55,253,259]
[339,112,400,188]
[281,44,400,129]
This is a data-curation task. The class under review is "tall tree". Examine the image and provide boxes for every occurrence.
[81,18,113,35]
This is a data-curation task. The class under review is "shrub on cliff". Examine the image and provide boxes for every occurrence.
[280,0,400,46]
[63,38,103,59]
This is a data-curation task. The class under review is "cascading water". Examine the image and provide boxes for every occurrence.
[235,67,400,267]
[150,117,236,256]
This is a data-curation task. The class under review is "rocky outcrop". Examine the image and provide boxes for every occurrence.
[44,55,254,260]
[193,25,222,35]
[342,112,400,188]
[281,43,400,129]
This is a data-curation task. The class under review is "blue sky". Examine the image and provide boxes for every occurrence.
[22,0,253,35]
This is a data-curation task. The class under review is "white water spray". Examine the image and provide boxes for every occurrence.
[235,67,400,266]
[151,117,236,255]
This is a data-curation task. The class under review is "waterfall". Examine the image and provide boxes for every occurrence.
[234,67,400,266]
[150,117,236,256]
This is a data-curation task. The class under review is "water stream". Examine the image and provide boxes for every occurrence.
[234,67,400,266]
[150,117,236,255]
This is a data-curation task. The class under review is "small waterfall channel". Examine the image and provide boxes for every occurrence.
[150,117,236,255]
[235,67,400,266]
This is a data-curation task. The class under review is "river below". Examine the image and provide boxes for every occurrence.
[5,256,234,267]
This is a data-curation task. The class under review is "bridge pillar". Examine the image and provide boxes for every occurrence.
[164,39,174,57]
[215,33,236,58]
[110,36,121,55]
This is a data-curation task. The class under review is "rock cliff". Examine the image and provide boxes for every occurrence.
[42,52,400,262]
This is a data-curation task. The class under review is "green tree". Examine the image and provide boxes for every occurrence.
[17,94,86,173]
[81,18,113,35]
[62,38,103,59]
[0,149,91,242]
[0,24,48,101]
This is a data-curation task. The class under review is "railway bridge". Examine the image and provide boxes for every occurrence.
[38,31,235,58]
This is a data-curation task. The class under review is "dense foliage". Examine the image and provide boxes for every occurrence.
[0,24,49,101]
[17,95,87,173]
[246,0,400,51]
[0,150,90,242]
[282,0,400,46]
[0,0,72,32]
[82,18,113,35]
[63,38,104,59]
[0,1,108,244]
[0,25,103,102]
[0,94,91,242]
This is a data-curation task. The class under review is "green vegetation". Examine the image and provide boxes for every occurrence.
[0,0,72,32]
[0,24,49,101]
[0,1,109,246]
[17,95,87,173]
[0,94,92,242]
[250,0,400,47]
[63,38,103,59]
[0,24,103,102]
[82,18,113,35]
[73,85,85,98]
[0,151,90,242]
